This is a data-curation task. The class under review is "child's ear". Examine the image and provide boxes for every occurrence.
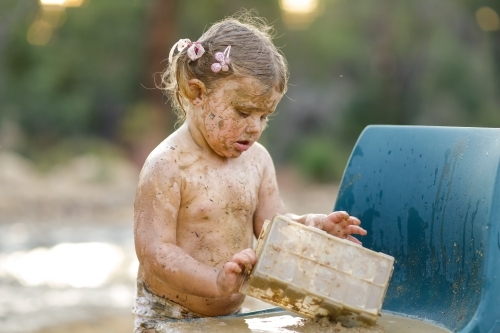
[186,79,207,105]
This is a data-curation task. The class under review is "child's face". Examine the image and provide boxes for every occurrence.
[198,77,282,158]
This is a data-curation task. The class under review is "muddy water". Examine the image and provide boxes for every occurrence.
[155,310,452,333]
[0,219,453,333]
[0,225,138,333]
[377,313,451,333]
[0,223,453,333]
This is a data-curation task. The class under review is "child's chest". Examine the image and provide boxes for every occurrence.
[180,162,262,219]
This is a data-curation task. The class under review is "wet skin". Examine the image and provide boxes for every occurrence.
[134,76,367,317]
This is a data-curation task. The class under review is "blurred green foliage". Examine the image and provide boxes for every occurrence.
[0,0,499,182]
[1,0,146,141]
[292,136,350,183]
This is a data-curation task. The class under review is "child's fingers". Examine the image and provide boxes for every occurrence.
[223,250,256,277]
[230,249,256,271]
[327,212,362,226]
[347,225,367,236]
[327,211,350,222]
[347,215,361,226]
[346,235,363,245]
[324,213,367,238]
[240,248,257,262]
[224,262,242,275]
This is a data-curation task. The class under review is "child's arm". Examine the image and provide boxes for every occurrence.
[134,154,255,298]
[253,146,366,243]
[252,147,287,236]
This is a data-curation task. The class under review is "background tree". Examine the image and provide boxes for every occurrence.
[0,0,498,181]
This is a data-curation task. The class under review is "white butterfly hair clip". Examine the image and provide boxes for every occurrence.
[168,38,205,63]
[211,46,231,73]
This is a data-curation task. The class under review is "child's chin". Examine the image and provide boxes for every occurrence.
[230,150,244,158]
[216,149,243,158]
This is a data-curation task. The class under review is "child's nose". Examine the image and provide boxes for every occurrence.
[245,116,261,134]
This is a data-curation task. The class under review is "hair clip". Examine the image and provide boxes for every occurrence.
[211,46,231,73]
[186,42,205,61]
[168,39,205,63]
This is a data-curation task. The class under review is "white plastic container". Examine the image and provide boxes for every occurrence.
[240,214,394,327]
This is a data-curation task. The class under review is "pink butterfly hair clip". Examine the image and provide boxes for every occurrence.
[168,38,205,63]
[211,46,231,73]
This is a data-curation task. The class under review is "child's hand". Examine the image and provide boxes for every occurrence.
[302,211,367,244]
[216,248,256,296]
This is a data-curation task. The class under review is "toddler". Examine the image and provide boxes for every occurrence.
[133,13,366,333]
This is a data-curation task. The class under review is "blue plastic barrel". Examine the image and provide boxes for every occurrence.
[334,125,500,333]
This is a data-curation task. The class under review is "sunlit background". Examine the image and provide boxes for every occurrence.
[0,0,499,332]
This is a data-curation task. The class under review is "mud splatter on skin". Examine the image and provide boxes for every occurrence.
[134,75,288,317]
[192,77,282,159]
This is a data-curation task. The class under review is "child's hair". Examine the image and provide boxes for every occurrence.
[161,11,289,123]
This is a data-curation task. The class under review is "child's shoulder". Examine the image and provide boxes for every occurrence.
[249,141,271,158]
[245,141,274,168]
[142,127,207,173]
[139,136,185,176]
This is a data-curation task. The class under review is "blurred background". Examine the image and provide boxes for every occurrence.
[0,0,499,332]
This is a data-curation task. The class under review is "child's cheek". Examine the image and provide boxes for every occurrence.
[205,103,239,137]
[204,116,219,133]
[218,119,238,138]
[203,100,225,132]
[208,116,233,139]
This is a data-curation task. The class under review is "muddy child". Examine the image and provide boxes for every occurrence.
[132,13,367,332]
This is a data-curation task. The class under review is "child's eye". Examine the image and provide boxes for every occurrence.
[237,110,250,118]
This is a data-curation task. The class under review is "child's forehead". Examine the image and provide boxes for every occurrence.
[214,76,282,105]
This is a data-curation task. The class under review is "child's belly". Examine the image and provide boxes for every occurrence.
[176,211,255,268]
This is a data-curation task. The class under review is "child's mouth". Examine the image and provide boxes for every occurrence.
[235,140,251,151]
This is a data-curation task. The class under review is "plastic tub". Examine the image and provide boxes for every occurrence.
[241,214,394,327]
